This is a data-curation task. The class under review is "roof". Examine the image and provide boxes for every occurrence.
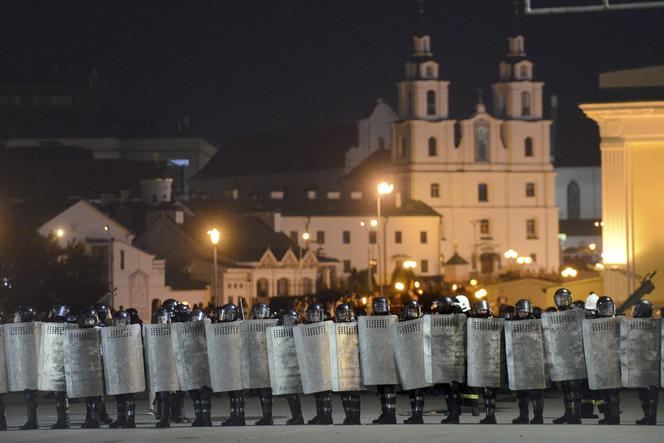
[143,163,173,180]
[195,124,358,178]
[343,148,392,183]
[444,252,469,266]
[582,65,664,104]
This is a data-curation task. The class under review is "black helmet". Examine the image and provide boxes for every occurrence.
[436,296,455,315]
[475,300,491,318]
[515,299,533,318]
[596,296,615,317]
[215,304,239,323]
[189,308,207,322]
[545,306,557,313]
[50,304,70,322]
[633,300,653,319]
[80,307,100,328]
[153,309,170,324]
[402,299,422,321]
[280,308,300,327]
[161,299,179,315]
[372,297,390,316]
[173,303,191,322]
[499,304,515,320]
[14,306,37,323]
[335,304,355,323]
[94,303,112,325]
[113,310,131,327]
[553,288,572,310]
[252,303,271,320]
[532,306,542,319]
[126,308,142,325]
[572,300,585,310]
[306,303,325,324]
[65,313,78,324]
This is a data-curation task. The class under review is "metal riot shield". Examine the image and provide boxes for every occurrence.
[389,317,431,391]
[424,314,466,384]
[38,323,77,392]
[240,319,278,390]
[467,317,505,388]
[206,321,243,392]
[541,309,587,382]
[504,319,548,390]
[267,325,303,395]
[0,326,7,394]
[171,320,211,391]
[357,315,399,386]
[329,322,363,392]
[620,318,660,388]
[3,322,39,392]
[64,327,104,398]
[582,317,621,390]
[293,321,333,394]
[142,324,179,392]
[102,324,146,395]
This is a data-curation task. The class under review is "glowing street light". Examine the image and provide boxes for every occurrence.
[413,281,421,289]
[377,182,394,195]
[469,279,478,287]
[370,219,378,228]
[504,249,518,259]
[451,284,458,292]
[56,228,65,238]
[474,288,488,299]
[394,281,405,291]
[403,260,417,270]
[361,296,367,305]
[589,243,597,251]
[302,232,310,241]
[561,267,578,278]
[516,256,533,265]
[207,228,221,305]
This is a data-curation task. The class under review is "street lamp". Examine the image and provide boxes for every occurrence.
[56,228,65,238]
[207,228,221,305]
[403,260,417,270]
[376,182,393,297]
[504,249,518,259]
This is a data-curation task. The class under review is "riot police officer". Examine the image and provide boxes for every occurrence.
[109,310,137,428]
[126,308,143,326]
[580,293,602,419]
[252,302,276,426]
[634,300,658,425]
[305,303,333,425]
[49,304,72,429]
[161,299,179,320]
[435,296,463,424]
[473,300,498,424]
[279,308,304,425]
[594,296,620,425]
[335,303,361,425]
[551,288,583,424]
[401,300,425,424]
[216,304,246,427]
[371,296,397,424]
[511,299,544,424]
[92,303,113,425]
[80,307,103,428]
[169,303,191,424]
[188,308,213,427]
[13,306,39,430]
[152,309,173,428]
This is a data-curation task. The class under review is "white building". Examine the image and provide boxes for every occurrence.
[555,166,602,251]
[344,99,398,172]
[392,28,559,275]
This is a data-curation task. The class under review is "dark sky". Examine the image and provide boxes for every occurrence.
[2,1,664,165]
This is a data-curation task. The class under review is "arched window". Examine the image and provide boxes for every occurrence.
[426,90,436,116]
[277,278,291,296]
[474,120,490,162]
[519,65,527,79]
[478,183,488,202]
[257,278,270,298]
[430,183,440,198]
[567,181,581,220]
[428,137,437,156]
[521,91,531,116]
[302,278,314,295]
[525,137,534,157]
[425,66,434,79]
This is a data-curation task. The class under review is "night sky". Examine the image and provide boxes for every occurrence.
[2,1,664,166]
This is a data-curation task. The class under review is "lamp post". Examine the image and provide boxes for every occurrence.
[360,220,378,293]
[377,182,394,297]
[207,228,221,305]
[104,224,115,306]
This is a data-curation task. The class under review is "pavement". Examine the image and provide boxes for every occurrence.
[1,390,664,442]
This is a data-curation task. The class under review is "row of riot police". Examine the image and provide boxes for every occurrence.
[0,289,661,430]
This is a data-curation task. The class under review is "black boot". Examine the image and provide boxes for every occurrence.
[0,396,7,431]
[636,387,658,425]
[255,388,273,425]
[171,391,190,423]
[19,389,38,430]
[530,391,544,424]
[512,392,530,424]
[318,392,333,425]
[341,393,354,425]
[286,394,304,425]
[190,390,204,427]
[404,390,424,424]
[441,385,461,424]
[373,385,396,424]
[351,392,362,425]
[567,387,582,425]
[598,390,620,425]
[156,392,171,428]
[109,395,127,428]
[200,388,213,427]
[124,397,136,428]
[99,397,112,425]
[82,397,101,429]
[51,392,70,429]
[308,393,323,424]
[479,388,496,424]
[222,391,245,426]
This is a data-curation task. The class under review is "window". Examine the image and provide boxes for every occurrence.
[427,90,436,115]
[425,66,434,79]
[369,231,377,244]
[430,183,440,198]
[343,260,351,273]
[474,119,490,162]
[519,65,527,79]
[525,137,534,157]
[527,219,537,239]
[479,219,490,236]
[567,181,580,220]
[420,231,428,244]
[395,231,402,244]
[521,91,531,116]
[526,182,535,197]
[120,249,125,270]
[342,230,351,244]
[428,137,437,156]
[316,230,325,244]
[290,231,298,242]
[478,183,488,202]
[421,259,429,273]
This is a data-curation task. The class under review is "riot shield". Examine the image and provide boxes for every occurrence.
[3,322,39,392]
[329,322,362,392]
[504,319,548,390]
[582,317,621,390]
[171,320,211,391]
[142,324,179,393]
[389,317,431,391]
[206,321,243,392]
[64,327,104,398]
[467,317,504,388]
[357,315,399,386]
[38,323,77,392]
[240,319,278,390]
[0,327,8,394]
[541,309,587,382]
[102,324,146,395]
[293,321,333,394]
[267,325,303,395]
[619,318,660,388]
[423,314,466,384]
